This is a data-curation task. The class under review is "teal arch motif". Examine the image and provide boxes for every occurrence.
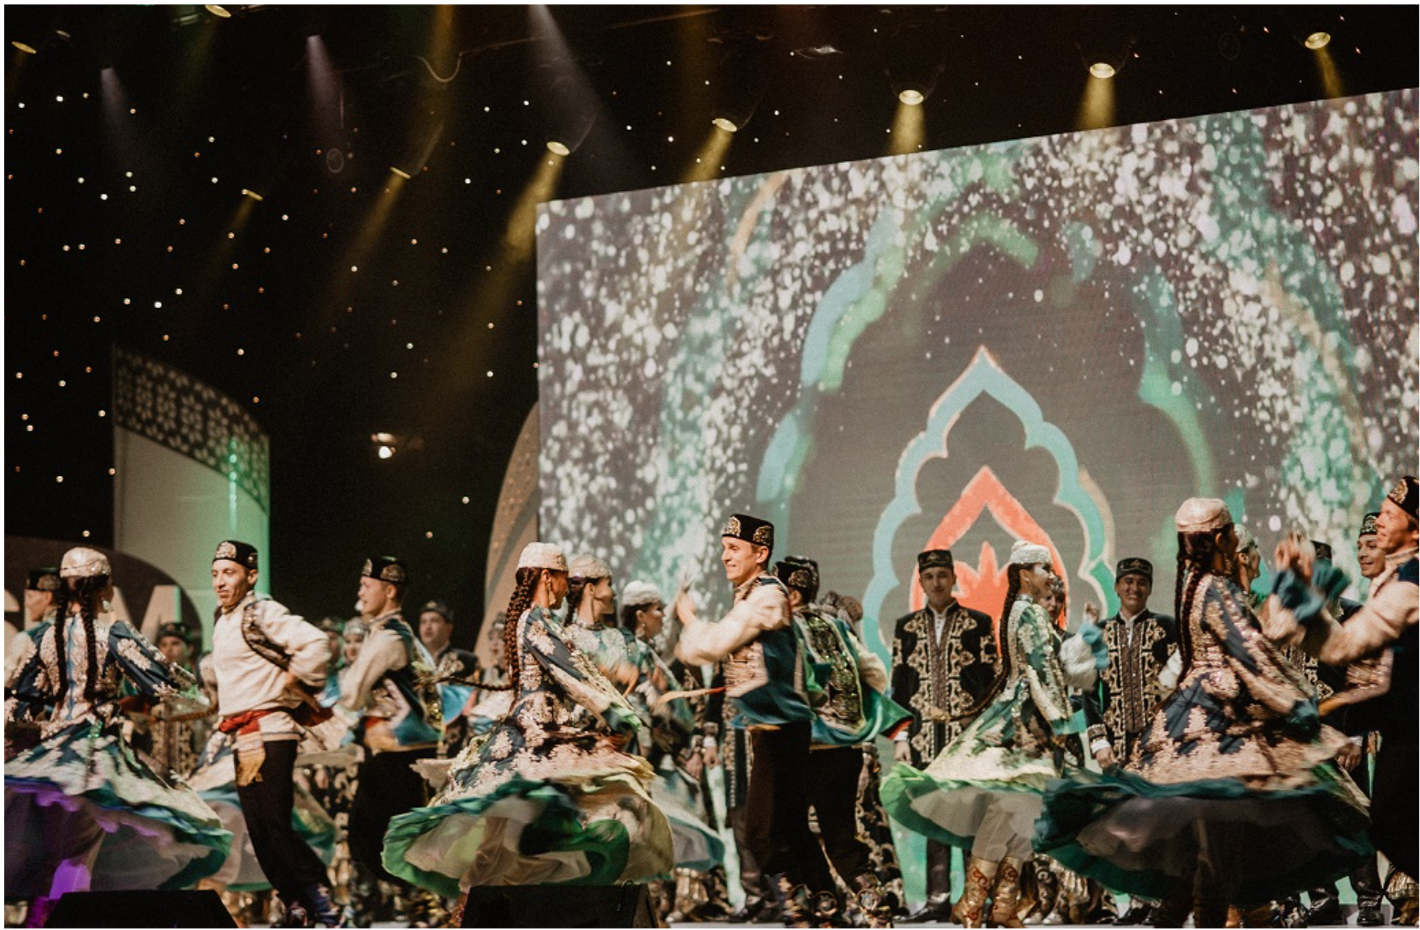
[860,346,1115,662]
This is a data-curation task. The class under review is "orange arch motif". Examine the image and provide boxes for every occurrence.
[909,466,1068,646]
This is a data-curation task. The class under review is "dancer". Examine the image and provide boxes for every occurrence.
[382,542,673,899]
[562,554,640,691]
[889,547,999,920]
[208,539,340,927]
[5,547,231,925]
[881,540,1103,928]
[778,556,911,926]
[675,513,821,925]
[1035,499,1372,928]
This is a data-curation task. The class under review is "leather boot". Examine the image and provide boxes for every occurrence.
[1031,858,1059,924]
[988,857,1025,929]
[768,873,812,928]
[952,857,998,928]
[1304,886,1342,926]
[924,841,953,920]
[1352,855,1383,926]
[852,873,892,929]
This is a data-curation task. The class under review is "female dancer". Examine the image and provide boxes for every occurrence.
[1035,499,1372,927]
[881,540,1103,928]
[4,547,231,924]
[382,542,673,901]
[561,553,640,692]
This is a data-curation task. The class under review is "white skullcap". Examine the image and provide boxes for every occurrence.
[567,553,612,581]
[620,580,663,609]
[517,542,568,572]
[1175,498,1232,534]
[60,547,110,579]
[1008,540,1051,567]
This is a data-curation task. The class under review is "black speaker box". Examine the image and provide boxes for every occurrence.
[44,889,236,928]
[462,884,654,928]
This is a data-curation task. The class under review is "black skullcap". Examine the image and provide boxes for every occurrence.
[1387,476,1418,520]
[421,599,453,623]
[362,556,408,585]
[774,556,820,602]
[917,549,954,571]
[1359,512,1381,538]
[1311,541,1334,563]
[722,513,774,554]
[157,622,190,643]
[1115,557,1153,581]
[26,567,61,593]
[213,540,259,571]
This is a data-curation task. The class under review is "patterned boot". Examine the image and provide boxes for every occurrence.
[767,873,812,928]
[952,857,999,929]
[852,873,892,929]
[987,857,1026,929]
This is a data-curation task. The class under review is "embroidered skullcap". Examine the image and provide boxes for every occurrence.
[568,553,612,581]
[60,547,111,579]
[1386,476,1418,520]
[722,513,774,554]
[774,556,820,600]
[1008,540,1051,567]
[213,539,259,570]
[157,622,191,643]
[1115,557,1153,581]
[620,580,663,609]
[26,567,61,592]
[361,556,407,585]
[1358,512,1381,539]
[1311,540,1334,563]
[917,549,954,571]
[317,616,345,634]
[517,542,567,572]
[1175,498,1232,534]
[420,600,453,623]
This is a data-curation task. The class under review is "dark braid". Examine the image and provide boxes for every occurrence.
[952,563,1026,722]
[995,564,1025,679]
[1175,528,1227,673]
[501,568,540,694]
[66,574,109,703]
[566,576,591,625]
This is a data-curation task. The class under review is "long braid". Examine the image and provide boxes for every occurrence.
[566,577,591,626]
[1176,529,1221,673]
[54,581,73,699]
[501,567,539,694]
[952,564,1024,722]
[68,575,107,703]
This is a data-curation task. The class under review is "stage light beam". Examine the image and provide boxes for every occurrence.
[1076,73,1116,131]
[889,99,925,156]
[683,124,735,183]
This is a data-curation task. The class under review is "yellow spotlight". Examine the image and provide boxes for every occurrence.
[1077,73,1115,131]
[546,140,571,156]
[1304,32,1331,50]
[240,188,263,201]
[1089,61,1116,79]
[711,117,738,133]
[683,123,735,183]
[205,5,232,18]
[889,99,925,156]
[898,89,924,106]
[389,166,412,179]
[12,41,38,55]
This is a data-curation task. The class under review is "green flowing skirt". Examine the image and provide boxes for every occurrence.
[383,771,674,898]
[1033,766,1373,906]
[5,720,232,898]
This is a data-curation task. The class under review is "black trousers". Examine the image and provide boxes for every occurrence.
[234,739,330,899]
[806,746,872,885]
[1372,731,1418,877]
[348,746,436,885]
[747,721,830,888]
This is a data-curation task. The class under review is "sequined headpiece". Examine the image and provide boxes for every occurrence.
[1359,512,1381,539]
[1311,540,1334,563]
[620,580,663,609]
[1175,498,1232,534]
[568,553,612,581]
[60,547,111,579]
[517,542,567,572]
[1008,540,1051,567]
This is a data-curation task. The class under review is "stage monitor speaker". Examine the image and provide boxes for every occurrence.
[462,884,654,928]
[45,889,236,928]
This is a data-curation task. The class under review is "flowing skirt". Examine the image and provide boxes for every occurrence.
[5,720,231,898]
